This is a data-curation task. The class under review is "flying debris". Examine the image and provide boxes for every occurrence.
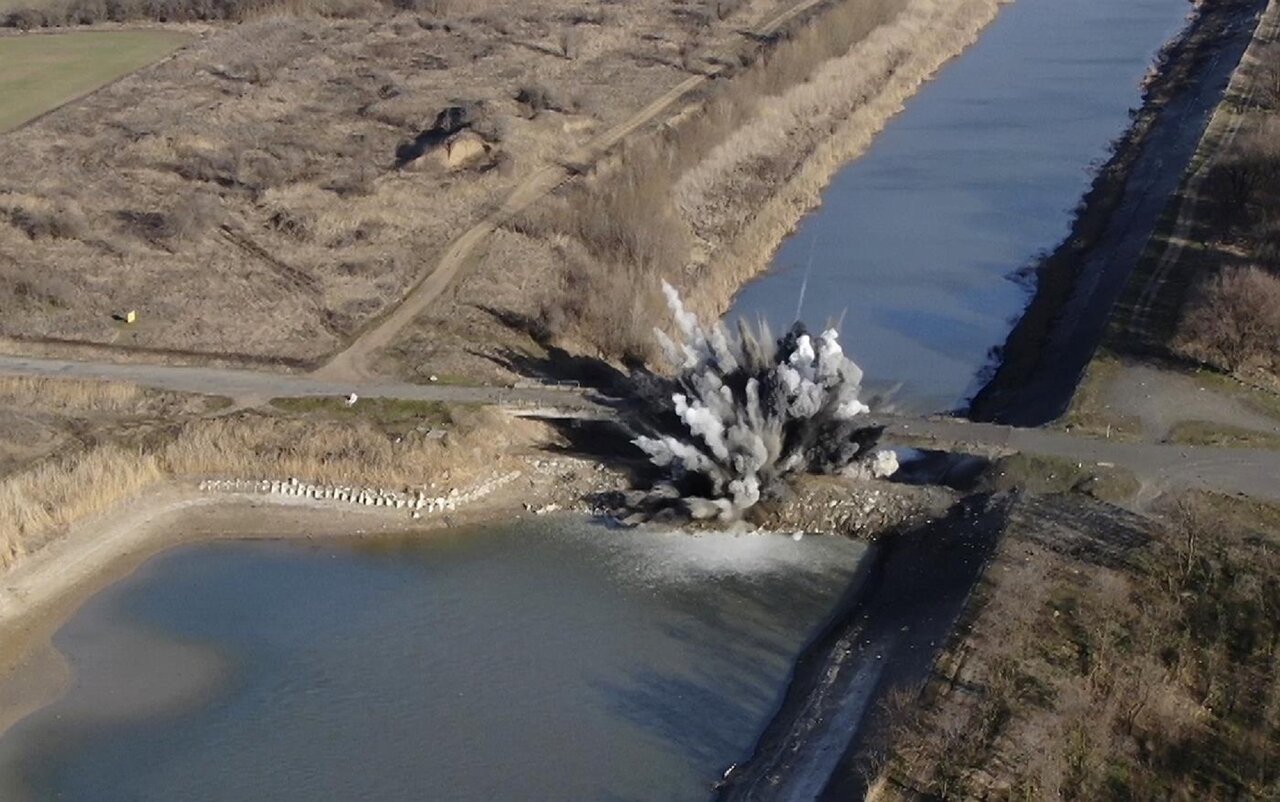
[630,282,897,521]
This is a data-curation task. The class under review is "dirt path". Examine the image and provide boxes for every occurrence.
[0,353,600,412]
[4,351,1280,500]
[1099,362,1280,441]
[313,0,833,383]
[877,415,1280,502]
[1124,0,1280,341]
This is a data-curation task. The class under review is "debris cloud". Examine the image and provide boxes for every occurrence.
[631,283,895,520]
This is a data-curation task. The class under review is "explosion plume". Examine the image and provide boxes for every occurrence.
[630,282,897,520]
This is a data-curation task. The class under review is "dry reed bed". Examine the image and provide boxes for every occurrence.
[0,376,218,419]
[0,375,148,413]
[0,407,535,571]
[504,0,1002,360]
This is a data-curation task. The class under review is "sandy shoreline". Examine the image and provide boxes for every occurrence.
[0,479,543,739]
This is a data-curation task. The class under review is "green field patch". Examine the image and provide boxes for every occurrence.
[978,452,1141,504]
[0,30,190,132]
[1165,419,1280,449]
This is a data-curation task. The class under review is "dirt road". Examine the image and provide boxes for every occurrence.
[0,354,599,412]
[3,352,1278,502]
[876,415,1280,503]
[314,0,833,382]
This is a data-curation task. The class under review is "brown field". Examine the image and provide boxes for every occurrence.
[875,490,1280,800]
[0,0,1002,384]
[0,0,826,366]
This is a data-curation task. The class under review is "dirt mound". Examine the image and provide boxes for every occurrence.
[394,102,489,168]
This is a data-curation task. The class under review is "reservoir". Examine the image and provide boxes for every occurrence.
[0,520,868,801]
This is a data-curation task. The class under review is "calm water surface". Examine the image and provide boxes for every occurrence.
[0,519,868,801]
[729,0,1191,412]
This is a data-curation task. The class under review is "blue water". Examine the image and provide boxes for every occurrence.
[0,520,868,801]
[729,0,1190,412]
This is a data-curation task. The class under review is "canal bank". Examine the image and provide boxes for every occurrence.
[970,0,1269,425]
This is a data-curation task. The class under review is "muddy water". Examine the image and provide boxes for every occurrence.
[0,519,868,802]
[729,0,1190,413]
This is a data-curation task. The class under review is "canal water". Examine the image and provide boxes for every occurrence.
[0,520,869,802]
[729,0,1191,413]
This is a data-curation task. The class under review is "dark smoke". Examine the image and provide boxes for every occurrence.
[630,283,897,521]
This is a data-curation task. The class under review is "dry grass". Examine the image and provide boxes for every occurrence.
[0,376,142,412]
[0,404,540,570]
[0,375,219,415]
[0,0,772,362]
[503,0,1001,360]
[1164,23,1280,384]
[878,492,1280,800]
[0,445,163,566]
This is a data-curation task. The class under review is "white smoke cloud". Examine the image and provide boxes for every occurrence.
[632,283,896,520]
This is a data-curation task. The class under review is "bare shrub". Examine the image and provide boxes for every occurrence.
[118,194,221,244]
[266,205,316,241]
[539,252,663,363]
[1,197,88,241]
[566,147,690,275]
[1178,265,1280,374]
[1256,221,1280,269]
[325,164,379,198]
[0,263,76,309]
[1254,41,1280,111]
[174,144,241,187]
[1206,158,1269,231]
[514,84,574,118]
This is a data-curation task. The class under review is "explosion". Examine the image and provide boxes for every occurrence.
[630,283,897,520]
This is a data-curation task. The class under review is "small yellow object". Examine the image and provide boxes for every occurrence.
[125,310,137,324]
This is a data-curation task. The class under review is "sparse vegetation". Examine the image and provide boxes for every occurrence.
[268,395,456,433]
[977,453,1140,505]
[523,0,1001,361]
[0,403,529,570]
[1177,265,1280,374]
[879,491,1280,800]
[1169,29,1280,385]
[1165,418,1280,448]
[1058,355,1145,440]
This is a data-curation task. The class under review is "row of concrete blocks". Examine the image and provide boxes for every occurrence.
[197,471,522,515]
